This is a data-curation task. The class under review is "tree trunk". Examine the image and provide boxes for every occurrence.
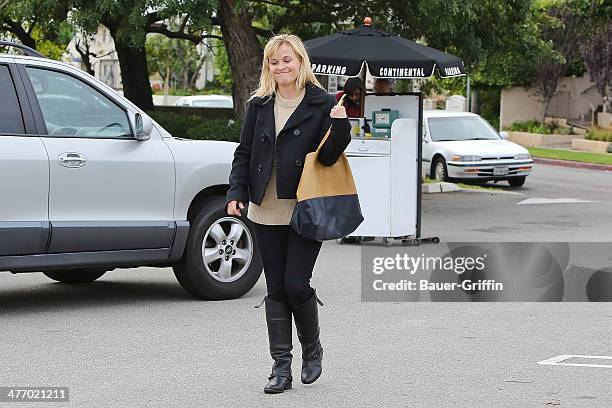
[189,55,206,89]
[217,0,262,120]
[74,39,95,76]
[470,88,479,114]
[114,40,153,110]
[542,98,550,125]
[105,23,153,111]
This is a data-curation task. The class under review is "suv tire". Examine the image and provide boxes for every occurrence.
[173,196,263,300]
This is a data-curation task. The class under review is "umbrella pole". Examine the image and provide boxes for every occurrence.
[360,65,366,117]
[466,74,471,112]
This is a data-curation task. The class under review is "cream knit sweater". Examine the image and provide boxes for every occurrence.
[247,88,305,225]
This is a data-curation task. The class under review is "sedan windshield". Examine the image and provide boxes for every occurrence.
[428,116,500,142]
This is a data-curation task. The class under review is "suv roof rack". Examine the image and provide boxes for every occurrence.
[0,41,47,58]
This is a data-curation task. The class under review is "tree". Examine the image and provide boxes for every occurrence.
[216,0,262,117]
[382,0,555,117]
[581,20,611,112]
[71,0,222,111]
[147,32,207,91]
[213,36,233,90]
[0,0,74,58]
[529,0,598,123]
[249,0,555,99]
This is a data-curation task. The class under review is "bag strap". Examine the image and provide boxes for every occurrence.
[316,93,347,153]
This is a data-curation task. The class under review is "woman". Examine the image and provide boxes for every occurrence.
[225,34,351,394]
[335,76,363,117]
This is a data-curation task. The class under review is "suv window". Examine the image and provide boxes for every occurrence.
[0,65,25,134]
[26,67,132,139]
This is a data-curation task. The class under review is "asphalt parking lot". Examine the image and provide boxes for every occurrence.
[422,163,612,242]
[0,163,610,407]
[1,251,610,407]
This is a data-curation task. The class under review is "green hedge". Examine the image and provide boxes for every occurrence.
[586,127,612,142]
[507,120,577,135]
[147,111,242,142]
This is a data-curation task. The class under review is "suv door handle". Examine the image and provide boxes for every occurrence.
[58,152,87,168]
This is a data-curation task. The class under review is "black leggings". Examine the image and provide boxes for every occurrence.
[251,222,323,307]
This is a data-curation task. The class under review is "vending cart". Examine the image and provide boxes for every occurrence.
[341,92,432,246]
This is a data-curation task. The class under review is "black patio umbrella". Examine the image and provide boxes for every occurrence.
[304,17,466,80]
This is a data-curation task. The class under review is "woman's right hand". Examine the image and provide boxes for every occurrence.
[226,200,245,216]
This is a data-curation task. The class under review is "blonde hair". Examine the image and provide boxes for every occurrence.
[250,34,324,100]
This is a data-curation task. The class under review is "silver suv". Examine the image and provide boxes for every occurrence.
[0,42,262,299]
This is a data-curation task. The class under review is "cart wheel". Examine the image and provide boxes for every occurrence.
[432,237,440,244]
[413,239,421,247]
[383,238,392,247]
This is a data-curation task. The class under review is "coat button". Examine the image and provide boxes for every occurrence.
[257,164,263,171]
[260,136,265,142]
[293,128,301,136]
[295,158,303,167]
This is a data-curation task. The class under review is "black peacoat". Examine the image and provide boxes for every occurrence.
[225,82,352,210]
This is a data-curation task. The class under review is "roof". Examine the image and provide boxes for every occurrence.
[0,53,71,69]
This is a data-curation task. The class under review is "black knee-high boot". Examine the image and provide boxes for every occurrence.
[259,296,293,393]
[291,290,324,384]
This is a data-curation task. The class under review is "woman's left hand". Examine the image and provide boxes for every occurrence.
[330,105,347,118]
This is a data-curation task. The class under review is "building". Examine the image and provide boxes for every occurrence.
[500,71,607,129]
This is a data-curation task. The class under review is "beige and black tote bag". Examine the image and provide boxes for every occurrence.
[290,95,364,241]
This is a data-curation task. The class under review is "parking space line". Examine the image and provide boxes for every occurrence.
[517,198,595,205]
[537,355,612,368]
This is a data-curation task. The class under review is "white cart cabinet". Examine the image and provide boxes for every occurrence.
[344,94,420,240]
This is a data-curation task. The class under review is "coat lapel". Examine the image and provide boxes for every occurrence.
[278,101,313,136]
[258,82,327,142]
[260,98,276,143]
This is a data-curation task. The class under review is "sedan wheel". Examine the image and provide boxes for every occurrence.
[433,158,449,182]
[508,176,526,187]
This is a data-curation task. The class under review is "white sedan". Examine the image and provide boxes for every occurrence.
[422,110,533,187]
[174,94,233,108]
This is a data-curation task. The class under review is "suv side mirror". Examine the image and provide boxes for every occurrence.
[499,131,508,140]
[133,112,153,141]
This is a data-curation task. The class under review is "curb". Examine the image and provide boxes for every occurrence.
[533,157,612,171]
[422,182,523,195]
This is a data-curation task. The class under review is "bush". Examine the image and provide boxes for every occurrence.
[508,120,542,133]
[586,127,612,142]
[147,110,241,141]
[185,119,242,142]
[507,120,578,135]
